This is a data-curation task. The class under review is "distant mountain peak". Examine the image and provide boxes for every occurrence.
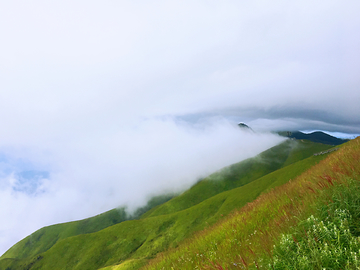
[238,122,252,130]
[279,130,348,145]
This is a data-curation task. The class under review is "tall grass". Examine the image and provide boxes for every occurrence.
[271,208,360,269]
[144,138,360,269]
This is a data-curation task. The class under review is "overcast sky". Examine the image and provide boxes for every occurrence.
[0,0,359,255]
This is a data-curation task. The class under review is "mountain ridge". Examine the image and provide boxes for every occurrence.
[278,130,348,145]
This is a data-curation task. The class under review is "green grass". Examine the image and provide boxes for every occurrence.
[142,140,331,218]
[144,138,360,269]
[1,208,130,260]
[99,259,147,270]
[1,194,174,262]
[0,139,335,270]
[269,176,360,269]
[271,209,360,269]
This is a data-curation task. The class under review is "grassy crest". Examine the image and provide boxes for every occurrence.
[0,139,334,269]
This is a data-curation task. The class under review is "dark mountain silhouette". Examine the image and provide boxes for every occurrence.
[282,131,348,145]
[238,122,253,131]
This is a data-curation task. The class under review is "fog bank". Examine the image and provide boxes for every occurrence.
[0,118,284,255]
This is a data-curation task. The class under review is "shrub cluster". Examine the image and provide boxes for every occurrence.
[271,209,360,269]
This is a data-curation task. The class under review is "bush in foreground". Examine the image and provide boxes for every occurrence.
[272,209,360,269]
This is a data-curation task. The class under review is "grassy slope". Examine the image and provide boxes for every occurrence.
[1,195,174,261]
[2,153,331,270]
[144,138,359,269]
[0,140,333,270]
[1,208,129,260]
[106,146,336,270]
[142,139,330,218]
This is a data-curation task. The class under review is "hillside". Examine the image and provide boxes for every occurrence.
[141,139,330,218]
[144,138,360,269]
[0,138,338,270]
[0,195,174,261]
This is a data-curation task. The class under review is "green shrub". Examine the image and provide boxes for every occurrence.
[271,209,360,269]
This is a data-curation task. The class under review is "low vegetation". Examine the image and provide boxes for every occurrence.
[1,135,353,270]
[144,137,360,269]
[0,195,175,261]
[272,208,360,269]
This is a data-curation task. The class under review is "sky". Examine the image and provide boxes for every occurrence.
[0,0,360,255]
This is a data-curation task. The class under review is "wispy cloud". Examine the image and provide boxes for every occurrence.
[0,118,284,254]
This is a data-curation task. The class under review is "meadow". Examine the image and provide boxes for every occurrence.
[0,137,350,270]
[143,137,360,269]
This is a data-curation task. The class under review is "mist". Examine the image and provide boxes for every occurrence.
[0,118,284,254]
[1,0,359,255]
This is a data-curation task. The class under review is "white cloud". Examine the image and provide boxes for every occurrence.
[0,0,359,256]
[0,118,284,254]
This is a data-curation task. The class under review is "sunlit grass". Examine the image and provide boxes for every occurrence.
[144,138,360,269]
[0,140,342,270]
[271,209,360,269]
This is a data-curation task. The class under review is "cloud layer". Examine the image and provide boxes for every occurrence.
[0,119,284,254]
[0,0,359,255]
